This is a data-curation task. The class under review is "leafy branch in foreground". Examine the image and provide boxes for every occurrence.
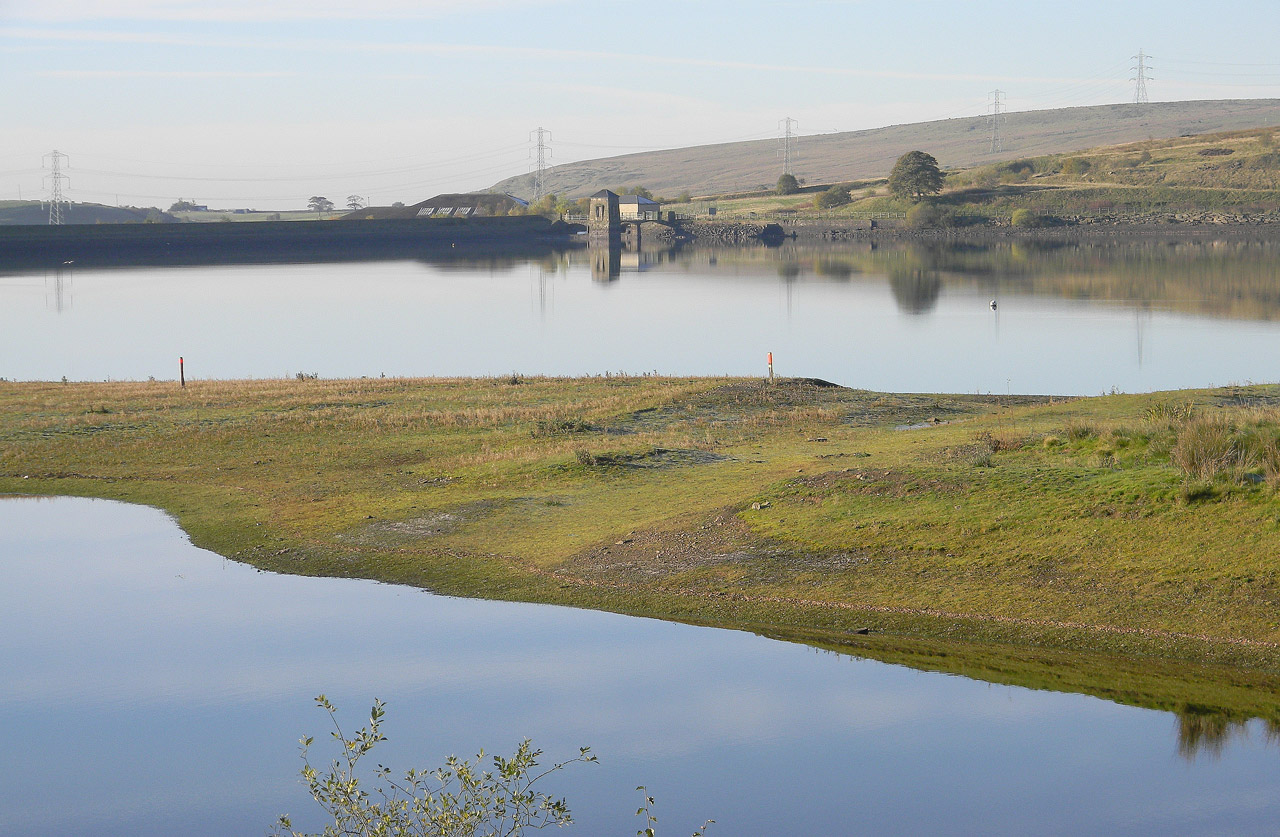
[274,696,597,837]
[635,785,714,837]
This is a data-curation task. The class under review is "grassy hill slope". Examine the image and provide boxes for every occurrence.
[492,99,1280,200]
[0,201,174,225]
[658,125,1280,223]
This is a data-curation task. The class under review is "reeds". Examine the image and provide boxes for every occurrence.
[1170,410,1280,487]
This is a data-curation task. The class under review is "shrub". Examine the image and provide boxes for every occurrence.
[906,202,955,228]
[1010,208,1039,227]
[274,697,597,837]
[775,173,800,195]
[815,185,852,209]
[1061,157,1091,176]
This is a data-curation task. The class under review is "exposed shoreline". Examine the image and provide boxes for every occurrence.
[2,375,1278,722]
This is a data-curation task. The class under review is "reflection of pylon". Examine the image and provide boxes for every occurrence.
[47,265,73,313]
[43,150,70,225]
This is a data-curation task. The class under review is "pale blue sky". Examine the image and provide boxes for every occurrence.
[3,0,1279,209]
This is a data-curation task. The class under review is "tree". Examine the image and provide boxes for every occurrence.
[775,173,800,195]
[308,196,335,215]
[273,697,597,837]
[814,184,851,209]
[529,193,558,216]
[622,186,653,200]
[888,151,944,201]
[346,195,366,211]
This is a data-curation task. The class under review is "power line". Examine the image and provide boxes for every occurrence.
[778,117,798,176]
[987,90,1006,154]
[42,150,69,225]
[1132,49,1152,104]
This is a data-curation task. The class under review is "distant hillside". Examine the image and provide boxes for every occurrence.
[0,201,174,225]
[678,124,1280,223]
[491,99,1280,200]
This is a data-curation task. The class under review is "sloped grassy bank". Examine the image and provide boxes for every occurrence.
[2,376,1277,724]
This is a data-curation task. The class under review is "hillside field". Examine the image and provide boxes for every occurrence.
[493,99,1280,201]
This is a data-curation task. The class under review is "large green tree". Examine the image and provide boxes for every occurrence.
[775,173,800,195]
[888,151,944,201]
[814,184,851,209]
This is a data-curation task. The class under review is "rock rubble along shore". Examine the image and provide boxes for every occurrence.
[643,220,788,244]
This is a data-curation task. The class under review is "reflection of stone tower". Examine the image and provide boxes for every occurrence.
[588,189,620,241]
[591,246,621,282]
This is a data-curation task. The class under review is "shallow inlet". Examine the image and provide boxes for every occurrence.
[1,496,1278,836]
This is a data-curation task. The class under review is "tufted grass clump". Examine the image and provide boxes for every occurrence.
[1170,412,1280,486]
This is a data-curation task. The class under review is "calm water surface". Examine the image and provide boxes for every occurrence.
[2,497,1278,836]
[3,239,1280,394]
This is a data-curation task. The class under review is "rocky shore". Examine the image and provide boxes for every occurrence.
[785,212,1280,242]
[642,220,788,244]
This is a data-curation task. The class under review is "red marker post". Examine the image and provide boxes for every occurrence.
[767,351,774,385]
[179,356,185,388]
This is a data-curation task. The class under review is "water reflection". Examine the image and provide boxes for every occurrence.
[3,237,1280,394]
[887,267,943,315]
[2,496,1280,836]
[45,265,73,313]
[1177,712,1280,761]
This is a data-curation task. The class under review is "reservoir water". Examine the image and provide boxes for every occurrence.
[2,496,1278,836]
[2,238,1280,394]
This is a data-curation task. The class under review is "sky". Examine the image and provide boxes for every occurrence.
[2,0,1280,210]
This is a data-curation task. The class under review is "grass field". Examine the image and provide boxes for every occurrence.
[3,375,1279,723]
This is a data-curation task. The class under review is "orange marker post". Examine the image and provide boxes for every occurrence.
[767,351,774,384]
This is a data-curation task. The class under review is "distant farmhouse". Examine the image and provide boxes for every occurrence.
[344,193,529,220]
[618,194,661,221]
